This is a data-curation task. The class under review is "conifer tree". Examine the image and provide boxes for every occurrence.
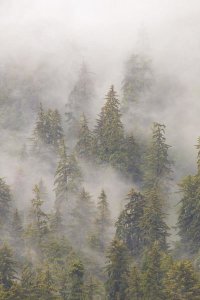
[126,265,143,300]
[0,244,17,289]
[164,260,200,299]
[122,53,152,107]
[11,209,24,249]
[75,114,93,160]
[141,188,169,251]
[116,189,146,258]
[93,189,112,252]
[106,239,130,300]
[32,104,64,154]
[177,138,200,254]
[26,184,49,243]
[54,140,82,210]
[67,259,85,300]
[94,85,124,163]
[35,264,56,300]
[142,242,165,300]
[0,178,13,229]
[71,188,95,249]
[143,122,172,192]
[21,263,37,300]
[65,63,95,139]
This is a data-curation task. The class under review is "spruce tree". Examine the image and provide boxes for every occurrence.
[141,188,169,251]
[122,53,152,107]
[75,114,93,160]
[94,85,124,163]
[93,189,112,252]
[71,188,95,249]
[106,239,130,300]
[178,138,200,254]
[126,265,143,300]
[0,178,13,229]
[26,184,49,243]
[142,242,165,300]
[65,63,95,139]
[54,140,82,210]
[0,244,17,289]
[116,189,146,258]
[143,122,172,193]
[164,260,200,299]
[67,259,85,300]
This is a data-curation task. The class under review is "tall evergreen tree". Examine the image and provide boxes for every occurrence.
[94,85,124,163]
[67,259,85,300]
[141,188,169,251]
[122,53,153,107]
[116,189,146,258]
[26,184,49,243]
[32,104,64,154]
[65,63,95,139]
[0,244,17,289]
[178,138,200,254]
[54,140,82,210]
[93,189,112,252]
[164,260,200,300]
[75,114,93,160]
[142,242,165,300]
[143,122,172,192]
[106,239,130,300]
[71,188,95,249]
[0,178,13,229]
[126,265,143,300]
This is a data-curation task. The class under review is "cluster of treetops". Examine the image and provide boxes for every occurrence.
[0,58,200,299]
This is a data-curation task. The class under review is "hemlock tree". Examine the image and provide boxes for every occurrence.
[54,140,82,210]
[0,244,17,289]
[32,103,64,154]
[75,114,93,160]
[116,189,146,258]
[142,241,165,300]
[0,178,13,229]
[178,138,200,254]
[141,188,169,251]
[126,265,143,300]
[71,188,95,249]
[94,85,124,163]
[67,259,85,300]
[106,239,130,300]
[164,260,200,300]
[143,122,172,193]
[122,53,153,108]
[26,184,49,243]
[65,63,95,139]
[93,189,112,252]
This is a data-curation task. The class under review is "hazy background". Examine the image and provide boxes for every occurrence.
[0,0,200,230]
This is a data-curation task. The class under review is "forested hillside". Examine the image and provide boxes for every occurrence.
[1,0,200,299]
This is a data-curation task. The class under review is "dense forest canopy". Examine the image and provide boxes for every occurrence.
[0,0,200,299]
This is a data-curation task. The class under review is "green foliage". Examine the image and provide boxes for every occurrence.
[92,189,112,252]
[54,140,82,209]
[75,114,93,160]
[126,265,143,300]
[0,244,17,290]
[143,122,172,192]
[94,85,124,163]
[141,242,165,300]
[71,188,95,249]
[178,139,200,255]
[164,260,200,299]
[122,54,153,107]
[141,188,169,251]
[32,103,64,154]
[65,63,95,139]
[106,239,130,300]
[116,189,146,258]
[0,178,13,228]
